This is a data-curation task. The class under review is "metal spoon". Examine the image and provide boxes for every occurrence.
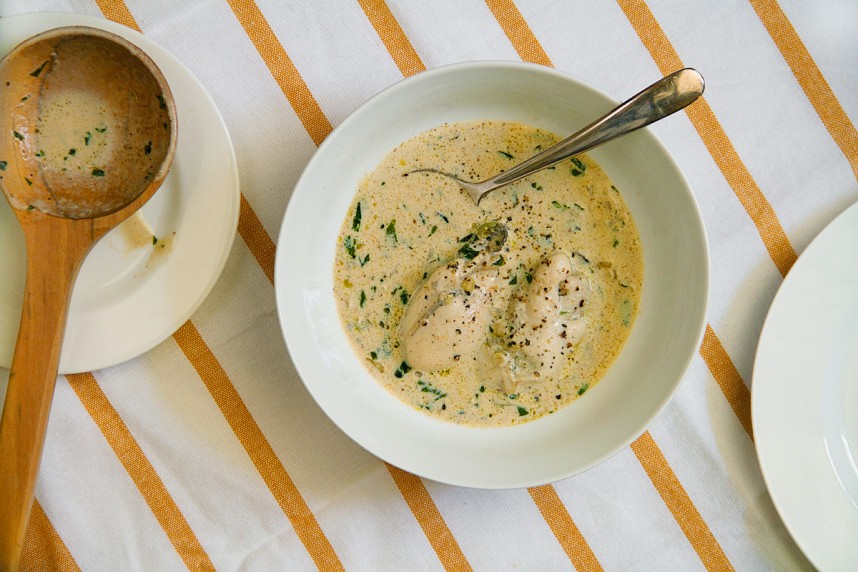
[0,26,176,568]
[411,68,704,205]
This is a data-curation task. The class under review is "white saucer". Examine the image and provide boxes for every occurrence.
[753,202,858,571]
[0,13,239,374]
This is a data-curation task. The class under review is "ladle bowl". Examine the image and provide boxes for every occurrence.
[0,26,176,569]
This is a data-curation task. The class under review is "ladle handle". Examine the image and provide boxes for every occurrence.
[483,68,704,191]
[0,219,90,571]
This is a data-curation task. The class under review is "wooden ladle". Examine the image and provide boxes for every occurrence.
[0,27,176,568]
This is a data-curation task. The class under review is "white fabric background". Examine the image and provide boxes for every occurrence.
[0,0,855,570]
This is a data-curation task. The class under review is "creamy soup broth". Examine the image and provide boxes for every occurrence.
[334,121,642,427]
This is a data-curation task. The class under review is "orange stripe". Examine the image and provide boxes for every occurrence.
[750,0,858,180]
[357,0,426,76]
[631,432,734,571]
[484,0,552,66]
[66,373,215,571]
[239,194,276,283]
[685,102,797,276]
[699,325,753,439]
[386,466,472,572]
[617,0,797,277]
[528,486,604,572]
[21,500,80,572]
[172,321,344,571]
[94,0,139,29]
[226,0,333,145]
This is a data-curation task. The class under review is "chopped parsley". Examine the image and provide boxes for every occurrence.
[493,255,505,266]
[577,383,590,396]
[498,150,514,159]
[571,157,586,176]
[428,225,438,237]
[509,275,518,285]
[531,182,543,191]
[12,131,23,141]
[157,95,167,109]
[95,126,107,133]
[457,230,485,259]
[0,161,6,171]
[343,235,356,258]
[437,212,449,223]
[524,271,533,284]
[393,362,411,378]
[359,290,366,307]
[399,289,409,305]
[91,168,105,177]
[385,219,397,242]
[84,132,92,145]
[552,200,570,210]
[352,202,362,231]
[517,406,529,416]
[417,379,446,400]
[458,244,479,259]
[144,141,152,155]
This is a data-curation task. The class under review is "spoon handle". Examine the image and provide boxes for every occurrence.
[482,68,704,192]
[0,217,92,570]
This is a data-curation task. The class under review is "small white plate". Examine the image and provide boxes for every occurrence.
[275,62,708,488]
[753,202,858,571]
[0,13,239,374]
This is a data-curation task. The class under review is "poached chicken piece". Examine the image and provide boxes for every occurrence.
[402,249,590,393]
[491,252,589,391]
[400,255,503,372]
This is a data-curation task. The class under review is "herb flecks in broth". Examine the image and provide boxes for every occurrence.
[334,121,642,427]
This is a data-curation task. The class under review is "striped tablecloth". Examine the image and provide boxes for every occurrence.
[1,1,855,570]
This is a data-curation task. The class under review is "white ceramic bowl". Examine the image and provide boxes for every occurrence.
[275,61,708,488]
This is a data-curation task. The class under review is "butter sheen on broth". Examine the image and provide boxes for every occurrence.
[334,121,643,427]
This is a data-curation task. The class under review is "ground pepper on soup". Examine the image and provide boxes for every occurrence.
[334,121,642,427]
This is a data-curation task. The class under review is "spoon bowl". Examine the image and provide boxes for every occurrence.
[0,26,176,569]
